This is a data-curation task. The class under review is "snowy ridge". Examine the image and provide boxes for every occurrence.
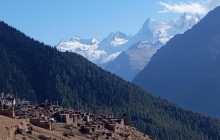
[103,13,201,81]
[57,32,131,65]
[57,37,105,62]
[56,13,201,68]
[134,13,201,48]
[101,52,121,64]
[111,37,128,47]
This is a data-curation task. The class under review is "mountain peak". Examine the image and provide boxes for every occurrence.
[106,31,128,40]
[136,13,200,46]
[69,36,99,45]
[105,13,201,81]
[70,36,81,42]
[170,13,201,30]
[141,18,165,32]
[99,31,130,50]
[181,12,200,20]
[56,13,200,67]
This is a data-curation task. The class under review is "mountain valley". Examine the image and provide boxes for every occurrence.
[1,20,220,139]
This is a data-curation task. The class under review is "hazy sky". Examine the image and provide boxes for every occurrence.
[0,0,219,46]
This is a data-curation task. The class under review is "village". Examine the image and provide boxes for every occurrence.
[0,93,154,140]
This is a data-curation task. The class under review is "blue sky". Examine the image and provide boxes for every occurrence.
[0,0,219,46]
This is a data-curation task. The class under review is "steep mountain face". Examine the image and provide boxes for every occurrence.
[105,13,200,81]
[133,6,220,118]
[2,21,220,139]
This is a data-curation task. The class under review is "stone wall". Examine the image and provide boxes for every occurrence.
[0,105,15,118]
[30,118,53,130]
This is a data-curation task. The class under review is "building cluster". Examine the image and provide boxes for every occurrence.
[0,93,135,139]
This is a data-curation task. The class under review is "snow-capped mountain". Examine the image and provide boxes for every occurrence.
[133,13,201,48]
[99,31,130,51]
[104,13,201,81]
[98,32,132,64]
[57,37,105,62]
[57,32,130,65]
[133,6,220,118]
[56,13,201,81]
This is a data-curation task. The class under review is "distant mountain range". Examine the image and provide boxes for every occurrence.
[133,6,220,118]
[105,14,200,81]
[57,31,132,65]
[57,13,200,81]
[2,20,220,139]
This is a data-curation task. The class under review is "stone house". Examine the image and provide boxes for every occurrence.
[80,126,97,134]
[105,123,118,132]
[30,118,54,130]
[0,105,15,118]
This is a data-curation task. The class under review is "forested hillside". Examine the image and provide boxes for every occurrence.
[133,6,220,118]
[1,21,220,140]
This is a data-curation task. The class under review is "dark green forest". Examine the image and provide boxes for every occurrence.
[133,6,220,119]
[1,21,220,140]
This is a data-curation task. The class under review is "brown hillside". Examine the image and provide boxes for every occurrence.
[0,115,153,140]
